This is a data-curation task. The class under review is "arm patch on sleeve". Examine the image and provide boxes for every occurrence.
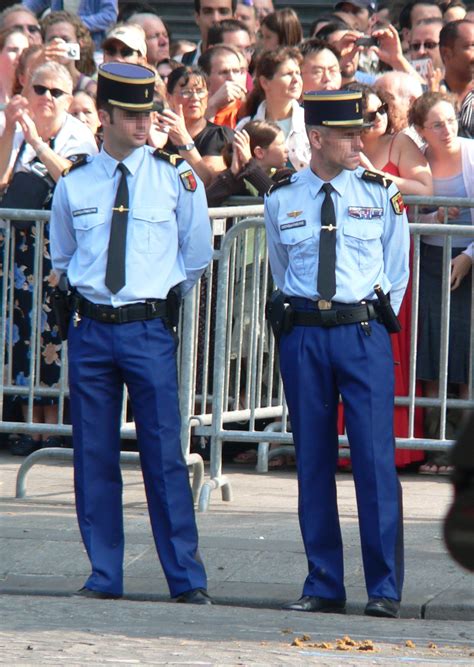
[390,191,405,215]
[180,169,197,191]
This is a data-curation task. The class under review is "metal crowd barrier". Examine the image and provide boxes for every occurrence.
[1,199,473,511]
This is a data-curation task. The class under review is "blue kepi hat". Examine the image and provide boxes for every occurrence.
[303,90,365,128]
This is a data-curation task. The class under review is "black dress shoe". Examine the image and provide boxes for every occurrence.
[174,588,213,605]
[364,597,400,618]
[282,595,346,614]
[74,586,122,600]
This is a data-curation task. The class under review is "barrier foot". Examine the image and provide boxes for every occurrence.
[257,444,296,474]
[186,452,205,504]
[16,447,73,499]
[197,474,232,512]
[257,441,270,473]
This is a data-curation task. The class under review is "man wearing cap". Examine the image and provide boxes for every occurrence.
[102,23,148,65]
[50,62,213,604]
[265,90,409,618]
[333,0,376,32]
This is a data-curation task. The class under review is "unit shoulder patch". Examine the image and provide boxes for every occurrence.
[179,168,197,192]
[62,154,90,176]
[390,190,405,215]
[360,169,392,189]
[268,174,293,194]
[153,148,184,167]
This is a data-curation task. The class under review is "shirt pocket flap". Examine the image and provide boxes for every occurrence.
[343,221,382,241]
[280,226,313,245]
[72,211,105,231]
[133,207,170,223]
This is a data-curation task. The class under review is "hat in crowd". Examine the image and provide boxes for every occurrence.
[103,24,147,57]
[303,90,366,128]
[334,0,378,12]
[97,62,156,111]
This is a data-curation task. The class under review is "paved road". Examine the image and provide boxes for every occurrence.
[1,451,473,664]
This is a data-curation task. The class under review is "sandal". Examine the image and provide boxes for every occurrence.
[232,449,258,464]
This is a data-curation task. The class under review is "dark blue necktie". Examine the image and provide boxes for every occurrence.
[105,163,129,294]
[317,182,337,302]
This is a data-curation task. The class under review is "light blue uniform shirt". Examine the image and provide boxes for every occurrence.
[264,166,410,314]
[50,145,213,305]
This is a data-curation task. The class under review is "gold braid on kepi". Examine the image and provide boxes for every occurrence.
[97,62,156,111]
[303,90,371,128]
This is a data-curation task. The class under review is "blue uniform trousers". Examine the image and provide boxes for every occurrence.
[68,316,207,597]
[279,310,404,602]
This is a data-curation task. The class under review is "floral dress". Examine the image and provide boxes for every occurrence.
[5,113,98,404]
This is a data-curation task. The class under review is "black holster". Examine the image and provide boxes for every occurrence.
[51,276,74,341]
[374,285,401,334]
[265,290,294,343]
[166,285,182,329]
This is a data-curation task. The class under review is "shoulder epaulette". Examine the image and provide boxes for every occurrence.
[268,174,293,194]
[153,148,184,167]
[62,154,90,176]
[361,169,392,189]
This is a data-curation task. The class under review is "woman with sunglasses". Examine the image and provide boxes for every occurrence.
[346,83,432,196]
[409,91,473,473]
[0,61,97,456]
[154,65,234,186]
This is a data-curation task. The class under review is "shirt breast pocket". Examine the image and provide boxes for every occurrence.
[72,212,106,255]
[280,225,314,273]
[132,207,174,254]
[343,221,383,270]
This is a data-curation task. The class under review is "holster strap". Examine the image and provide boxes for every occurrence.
[75,296,167,324]
[292,303,378,327]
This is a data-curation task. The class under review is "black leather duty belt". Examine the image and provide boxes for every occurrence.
[289,301,378,327]
[75,296,167,324]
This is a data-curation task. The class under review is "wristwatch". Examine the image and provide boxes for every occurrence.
[176,142,195,151]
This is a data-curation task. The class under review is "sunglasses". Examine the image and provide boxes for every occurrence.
[33,84,67,98]
[365,102,388,123]
[410,41,439,51]
[104,45,138,58]
[12,23,41,35]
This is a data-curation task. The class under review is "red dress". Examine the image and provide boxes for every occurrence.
[338,141,424,469]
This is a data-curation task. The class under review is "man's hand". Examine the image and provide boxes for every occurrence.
[4,95,29,132]
[372,25,405,70]
[206,81,247,118]
[450,253,472,290]
[17,110,41,149]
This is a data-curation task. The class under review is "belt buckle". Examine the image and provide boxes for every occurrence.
[317,299,332,311]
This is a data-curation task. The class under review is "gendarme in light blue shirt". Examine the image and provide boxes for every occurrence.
[50,145,213,306]
[264,166,410,314]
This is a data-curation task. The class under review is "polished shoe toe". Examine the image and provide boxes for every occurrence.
[364,597,400,618]
[74,586,122,600]
[174,588,213,605]
[282,595,346,614]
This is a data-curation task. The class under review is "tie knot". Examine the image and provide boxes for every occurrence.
[322,182,333,195]
[117,162,128,176]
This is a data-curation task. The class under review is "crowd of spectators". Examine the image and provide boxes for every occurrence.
[0,0,473,470]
